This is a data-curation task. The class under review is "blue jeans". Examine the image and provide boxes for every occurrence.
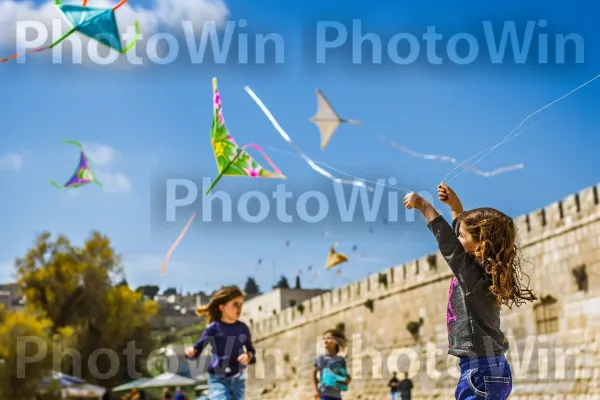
[208,373,245,400]
[456,355,512,399]
[390,392,399,400]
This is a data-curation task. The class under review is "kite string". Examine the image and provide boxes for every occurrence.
[441,118,540,184]
[375,133,525,178]
[442,73,600,184]
[267,146,415,193]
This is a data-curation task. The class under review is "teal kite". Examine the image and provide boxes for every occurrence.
[49,140,103,189]
[1,0,140,63]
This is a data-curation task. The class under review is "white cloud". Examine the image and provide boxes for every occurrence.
[72,143,132,193]
[96,170,131,193]
[83,143,115,166]
[0,0,229,56]
[0,153,23,171]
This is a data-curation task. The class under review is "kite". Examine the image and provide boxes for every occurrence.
[310,89,360,150]
[245,85,383,192]
[161,78,284,276]
[205,77,285,195]
[1,0,141,63]
[48,140,103,189]
[326,243,348,269]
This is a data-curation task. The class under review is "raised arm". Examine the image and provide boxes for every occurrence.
[426,214,482,291]
[438,182,464,221]
[404,193,481,291]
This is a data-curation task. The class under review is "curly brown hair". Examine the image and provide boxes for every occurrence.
[196,285,244,323]
[456,207,538,308]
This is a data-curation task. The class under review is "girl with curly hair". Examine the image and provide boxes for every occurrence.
[403,183,537,399]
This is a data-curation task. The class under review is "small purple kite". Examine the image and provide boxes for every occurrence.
[49,140,103,189]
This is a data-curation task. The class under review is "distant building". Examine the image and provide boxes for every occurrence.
[152,301,201,331]
[241,288,329,324]
[0,283,25,311]
[0,291,11,309]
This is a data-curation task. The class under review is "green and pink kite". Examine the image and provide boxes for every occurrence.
[160,78,286,275]
[1,0,140,62]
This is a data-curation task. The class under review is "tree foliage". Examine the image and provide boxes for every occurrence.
[244,277,260,295]
[273,275,290,289]
[295,275,301,289]
[11,231,159,391]
[136,285,160,299]
[0,305,57,399]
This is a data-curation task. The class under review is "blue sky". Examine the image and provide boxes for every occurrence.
[1,0,599,295]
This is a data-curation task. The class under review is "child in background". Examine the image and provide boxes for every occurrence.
[185,286,255,400]
[312,329,351,400]
[403,183,537,400]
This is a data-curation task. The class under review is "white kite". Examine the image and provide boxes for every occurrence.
[310,89,360,150]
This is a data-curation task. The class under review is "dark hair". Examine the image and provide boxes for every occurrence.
[324,328,347,354]
[196,286,244,323]
[456,208,537,308]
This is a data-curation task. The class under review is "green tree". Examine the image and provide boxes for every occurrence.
[0,305,57,399]
[295,275,301,289]
[273,275,290,289]
[15,231,159,390]
[244,277,260,295]
[136,285,160,299]
[163,287,177,296]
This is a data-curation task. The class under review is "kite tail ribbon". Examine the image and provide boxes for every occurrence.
[62,139,83,148]
[0,44,52,63]
[340,119,361,125]
[161,211,197,276]
[48,180,64,189]
[244,85,378,192]
[113,0,128,10]
[121,21,141,54]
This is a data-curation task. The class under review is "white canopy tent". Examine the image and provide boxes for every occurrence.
[138,372,197,388]
[61,383,106,399]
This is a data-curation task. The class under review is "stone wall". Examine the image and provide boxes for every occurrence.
[244,183,600,400]
[242,288,331,325]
